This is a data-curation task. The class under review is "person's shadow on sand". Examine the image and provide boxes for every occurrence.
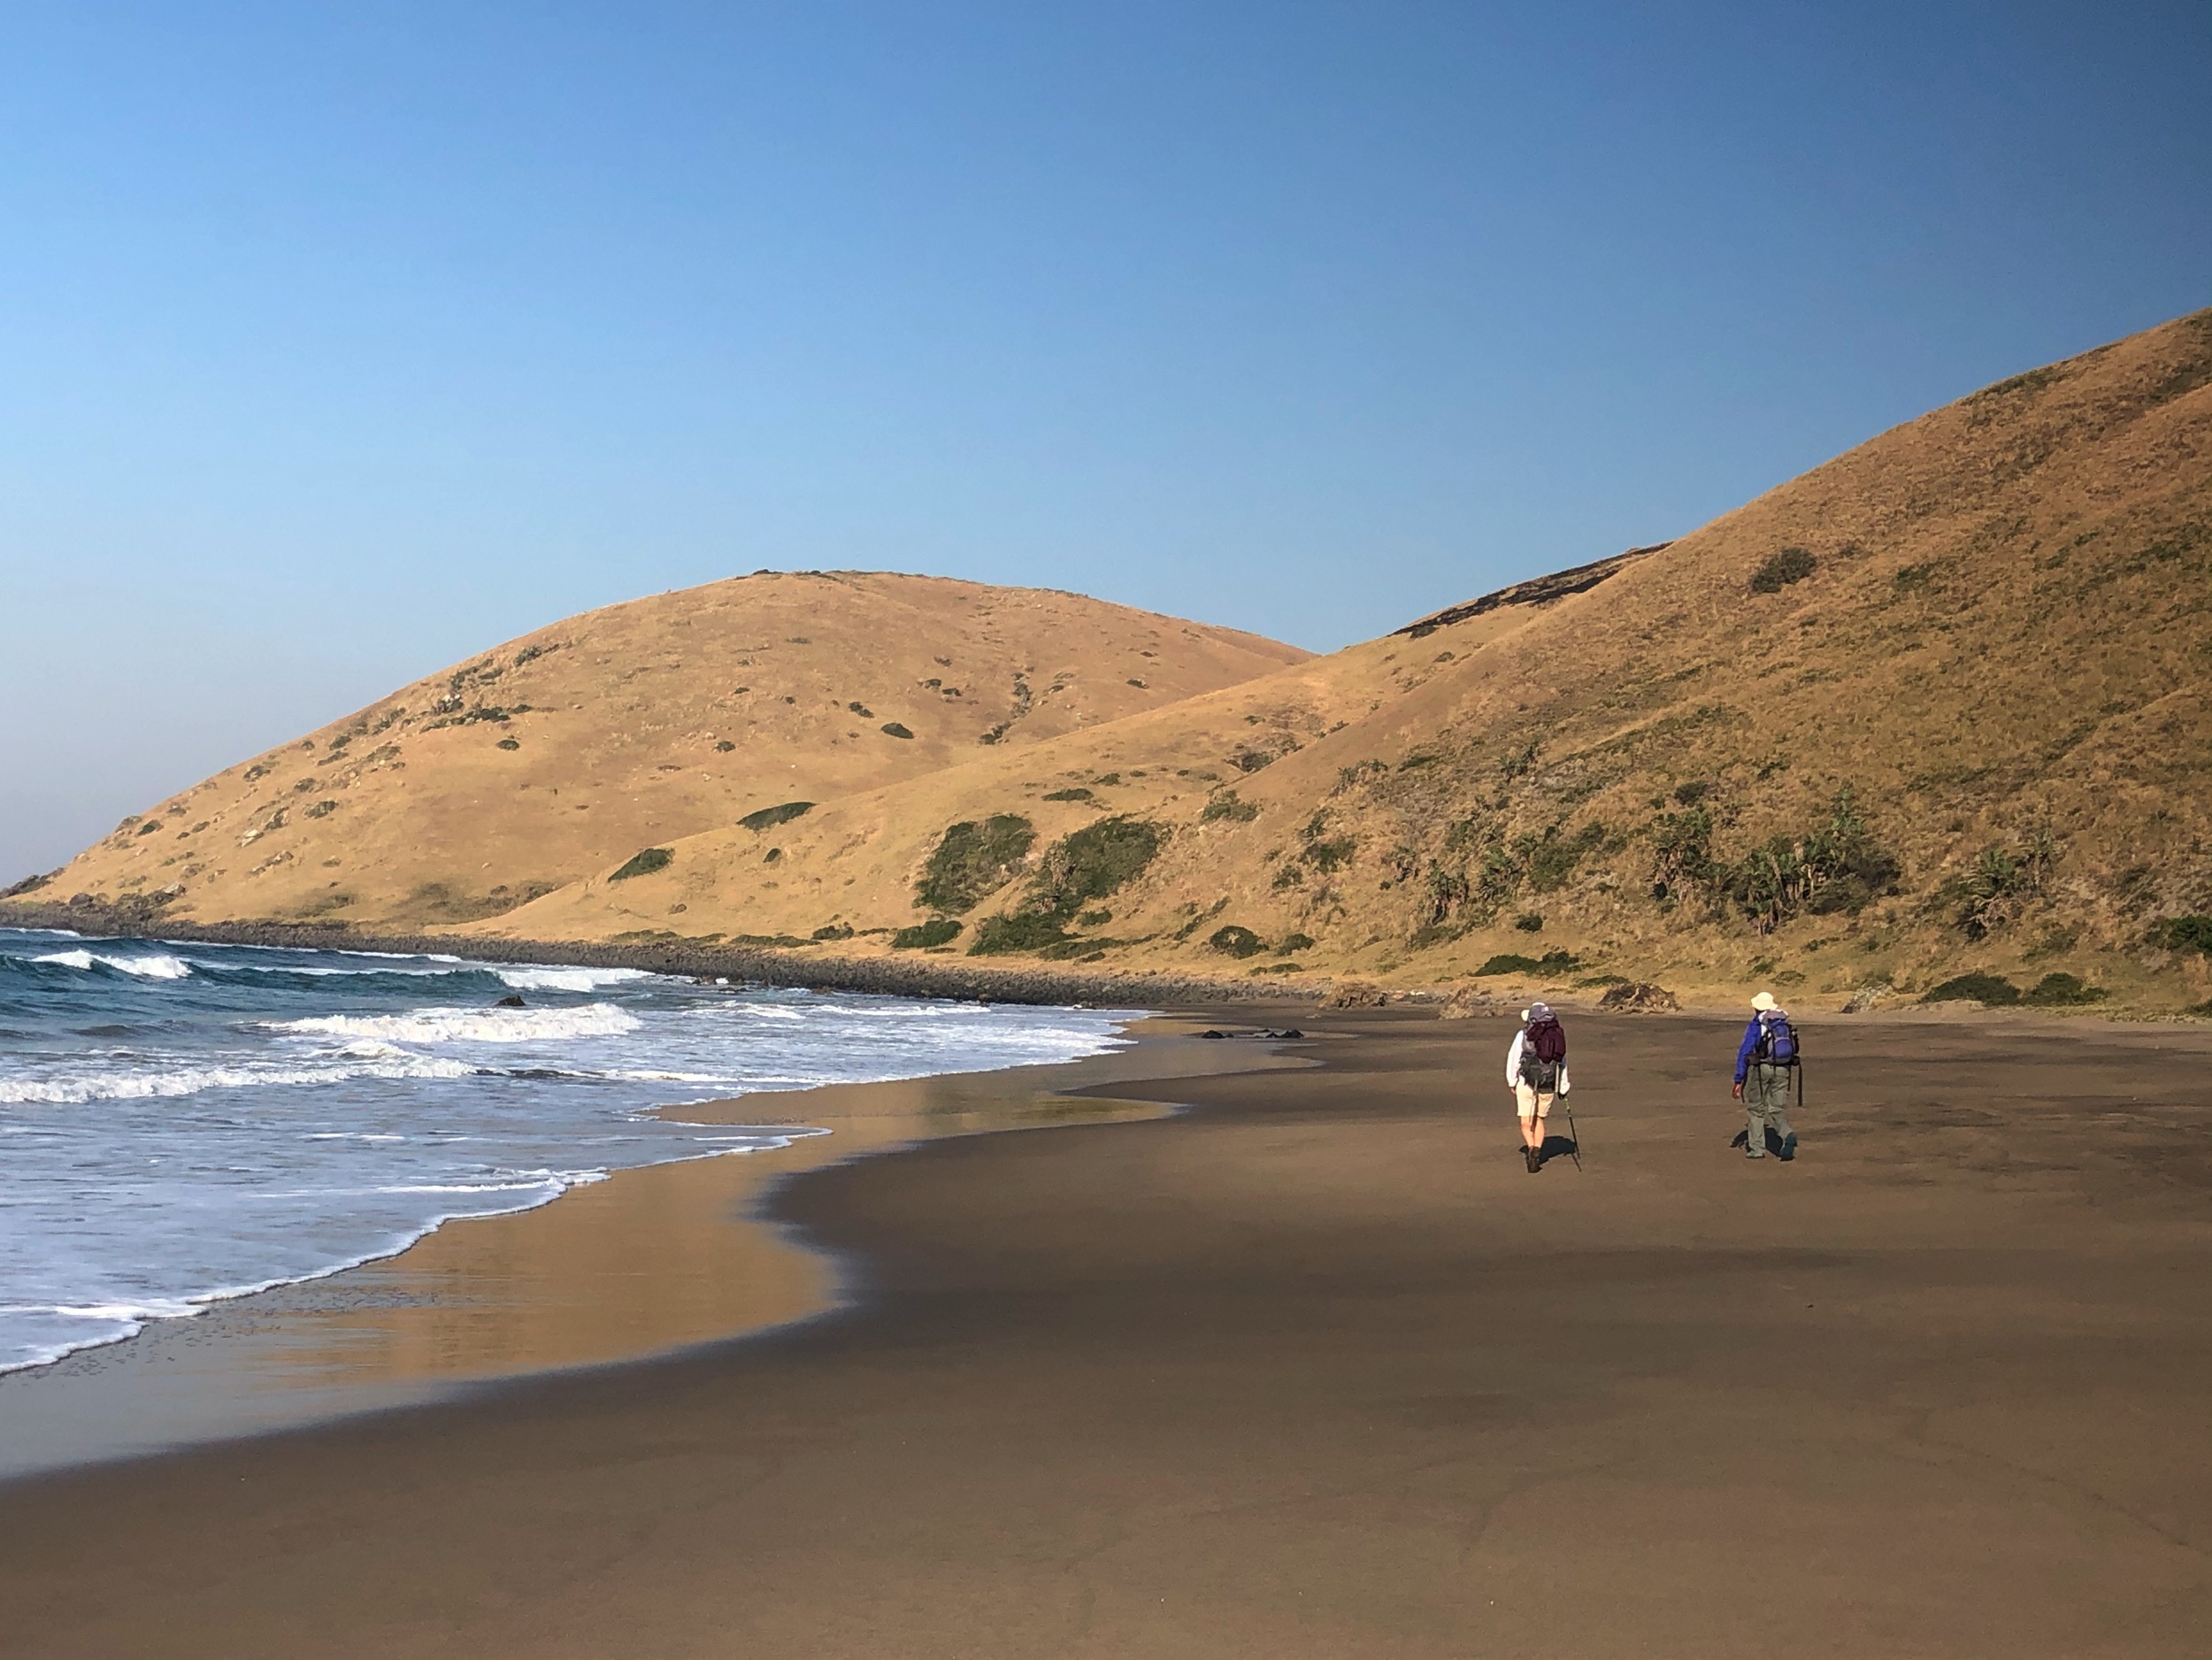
[1730,1126,1790,1155]
[1533,1134,1578,1167]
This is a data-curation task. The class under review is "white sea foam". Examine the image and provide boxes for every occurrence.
[0,923,1141,1380]
[268,1003,644,1043]
[0,1298,213,1372]
[0,1052,479,1105]
[211,961,475,979]
[34,949,194,979]
[494,965,655,992]
[46,1297,204,1322]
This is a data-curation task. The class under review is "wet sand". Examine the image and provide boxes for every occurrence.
[4,1005,2211,1657]
[0,1018,1281,1478]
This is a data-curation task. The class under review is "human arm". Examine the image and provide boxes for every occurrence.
[1505,1030,1524,1088]
[1732,1018,1760,1093]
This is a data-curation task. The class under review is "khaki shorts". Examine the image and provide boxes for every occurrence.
[1514,1082,1555,1118]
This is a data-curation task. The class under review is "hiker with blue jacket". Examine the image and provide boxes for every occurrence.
[1506,1003,1570,1172]
[1732,990,1800,1161]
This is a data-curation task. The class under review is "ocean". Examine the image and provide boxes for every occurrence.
[0,926,1135,1375]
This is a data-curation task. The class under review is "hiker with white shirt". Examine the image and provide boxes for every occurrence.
[1505,1002,1570,1172]
[1732,990,1801,1161]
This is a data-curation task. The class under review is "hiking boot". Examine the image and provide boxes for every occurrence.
[1524,1146,1541,1173]
[1745,1149,1763,1159]
[1778,1133,1798,1162]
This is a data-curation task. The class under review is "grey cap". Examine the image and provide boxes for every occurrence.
[1526,1001,1554,1021]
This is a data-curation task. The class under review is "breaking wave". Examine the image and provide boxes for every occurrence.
[32,949,194,979]
[0,926,1140,1375]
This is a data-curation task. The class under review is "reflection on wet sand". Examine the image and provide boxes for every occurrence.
[0,1025,1291,1479]
[273,1080,1169,1387]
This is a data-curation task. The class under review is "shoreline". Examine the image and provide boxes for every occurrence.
[0,1003,1304,1483]
[8,899,2206,1026]
[0,899,1315,1008]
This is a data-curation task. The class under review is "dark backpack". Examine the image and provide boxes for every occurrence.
[1520,1017,1566,1088]
[1529,1018,1567,1063]
[1751,1012,1800,1066]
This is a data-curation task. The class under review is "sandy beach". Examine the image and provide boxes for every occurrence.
[4,1002,2210,1657]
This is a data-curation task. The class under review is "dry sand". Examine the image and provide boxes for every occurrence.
[4,1005,2209,1657]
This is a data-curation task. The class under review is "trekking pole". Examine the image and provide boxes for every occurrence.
[1564,1101,1583,1171]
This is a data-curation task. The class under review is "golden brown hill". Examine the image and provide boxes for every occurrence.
[478,308,2212,1012]
[19,573,1308,928]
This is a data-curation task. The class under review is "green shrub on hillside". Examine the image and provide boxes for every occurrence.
[917,815,1036,913]
[1661,789,1898,933]
[1200,790,1258,822]
[2153,916,2212,956]
[740,801,814,833]
[1044,787,1094,802]
[1525,823,1605,892]
[967,816,1167,957]
[610,847,673,881]
[969,911,1077,955]
[1920,973,2021,1006]
[1473,949,1578,978]
[1294,810,1357,874]
[1750,547,1816,593]
[1208,925,1265,958]
[1027,816,1164,916]
[880,722,914,739]
[891,918,963,949]
[1950,834,2056,938]
[1036,935,1133,961]
[1501,740,1541,780]
[2023,972,2108,1007]
[1475,954,1540,977]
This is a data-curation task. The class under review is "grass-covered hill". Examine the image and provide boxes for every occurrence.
[10,572,1309,929]
[12,309,2209,1014]
[466,307,2212,1013]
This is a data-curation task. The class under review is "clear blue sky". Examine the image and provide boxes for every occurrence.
[4,2,2208,880]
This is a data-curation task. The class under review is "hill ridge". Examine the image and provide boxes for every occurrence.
[12,307,2212,1013]
[466,306,2212,1013]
